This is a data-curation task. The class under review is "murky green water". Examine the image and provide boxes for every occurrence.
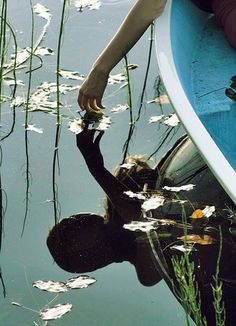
[0,1,191,325]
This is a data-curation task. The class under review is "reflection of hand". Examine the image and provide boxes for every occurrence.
[76,128,105,169]
[77,68,109,111]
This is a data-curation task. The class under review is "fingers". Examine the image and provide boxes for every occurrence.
[78,91,104,111]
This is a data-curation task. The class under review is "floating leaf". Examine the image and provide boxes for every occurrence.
[124,190,146,201]
[33,280,68,293]
[25,124,43,134]
[170,245,194,253]
[34,3,52,21]
[191,209,204,219]
[148,115,164,123]
[163,113,180,127]
[11,302,22,307]
[147,95,169,105]
[84,108,104,122]
[3,77,24,86]
[119,162,136,169]
[156,218,177,226]
[111,104,129,113]
[11,96,25,107]
[123,220,157,232]
[93,116,111,131]
[202,206,215,218]
[163,184,195,192]
[40,303,72,321]
[66,275,96,289]
[35,47,54,56]
[178,234,213,245]
[39,82,78,95]
[59,69,85,81]
[108,73,126,85]
[128,63,139,70]
[75,0,101,11]
[141,196,165,211]
[68,119,84,134]
[11,48,30,66]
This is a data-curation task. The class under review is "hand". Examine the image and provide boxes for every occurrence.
[76,128,105,168]
[77,68,109,111]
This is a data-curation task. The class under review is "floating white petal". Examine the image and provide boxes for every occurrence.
[163,113,180,127]
[59,69,85,81]
[148,115,164,123]
[68,119,84,134]
[141,196,165,211]
[124,190,146,201]
[33,280,68,293]
[66,275,96,289]
[108,73,126,85]
[40,303,72,321]
[34,3,52,21]
[25,124,43,134]
[123,220,157,232]
[202,206,215,218]
[163,184,195,192]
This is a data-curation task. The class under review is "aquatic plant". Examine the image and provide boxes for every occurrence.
[172,252,207,326]
[211,227,226,326]
[52,0,70,224]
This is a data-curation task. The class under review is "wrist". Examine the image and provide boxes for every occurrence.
[91,61,112,77]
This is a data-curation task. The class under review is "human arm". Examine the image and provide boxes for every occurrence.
[76,129,142,222]
[78,0,167,111]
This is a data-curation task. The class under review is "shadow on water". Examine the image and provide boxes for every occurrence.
[0,0,236,325]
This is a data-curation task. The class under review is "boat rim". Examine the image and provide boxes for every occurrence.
[155,0,236,204]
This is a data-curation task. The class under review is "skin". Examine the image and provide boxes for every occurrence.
[78,0,167,111]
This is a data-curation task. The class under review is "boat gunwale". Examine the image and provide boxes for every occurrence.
[155,0,236,204]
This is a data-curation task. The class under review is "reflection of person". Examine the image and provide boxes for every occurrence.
[47,128,162,286]
[78,0,236,111]
[47,128,234,286]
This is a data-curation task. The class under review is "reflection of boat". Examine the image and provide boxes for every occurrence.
[155,0,236,204]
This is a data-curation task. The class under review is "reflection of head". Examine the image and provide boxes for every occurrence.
[114,155,156,191]
[47,213,115,273]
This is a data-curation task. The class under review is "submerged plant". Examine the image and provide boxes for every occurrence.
[172,251,207,326]
[211,227,226,326]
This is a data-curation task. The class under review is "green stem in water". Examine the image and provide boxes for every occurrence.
[0,0,8,120]
[21,0,35,236]
[52,0,69,224]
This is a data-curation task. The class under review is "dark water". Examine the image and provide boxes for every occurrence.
[0,1,190,325]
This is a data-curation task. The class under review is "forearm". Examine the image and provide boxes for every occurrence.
[87,163,142,222]
[92,0,167,75]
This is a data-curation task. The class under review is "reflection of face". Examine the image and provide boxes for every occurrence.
[47,214,115,273]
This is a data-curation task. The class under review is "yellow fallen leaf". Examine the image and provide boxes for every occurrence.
[178,234,213,245]
[191,209,204,219]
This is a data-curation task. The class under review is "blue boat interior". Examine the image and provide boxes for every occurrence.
[171,0,236,170]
